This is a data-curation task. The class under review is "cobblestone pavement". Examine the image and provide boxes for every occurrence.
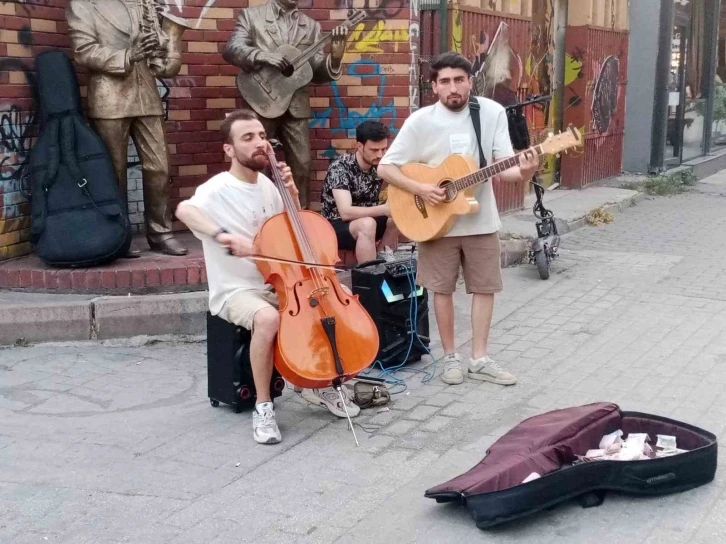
[4,174,726,543]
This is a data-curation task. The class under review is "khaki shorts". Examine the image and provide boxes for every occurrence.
[417,233,503,295]
[217,288,279,330]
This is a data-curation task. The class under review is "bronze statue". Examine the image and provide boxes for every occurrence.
[66,0,189,256]
[223,0,362,208]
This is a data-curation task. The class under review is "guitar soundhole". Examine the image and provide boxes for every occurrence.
[439,180,457,203]
[414,195,428,218]
[281,65,295,78]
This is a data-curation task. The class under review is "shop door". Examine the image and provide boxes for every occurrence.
[666,20,690,166]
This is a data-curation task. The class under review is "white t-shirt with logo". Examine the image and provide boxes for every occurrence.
[379,96,515,237]
[183,171,284,315]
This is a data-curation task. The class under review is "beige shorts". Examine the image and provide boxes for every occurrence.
[417,233,503,295]
[217,288,279,330]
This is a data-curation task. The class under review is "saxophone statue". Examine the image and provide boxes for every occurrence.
[138,0,191,78]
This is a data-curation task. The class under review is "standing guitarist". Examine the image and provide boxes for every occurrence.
[377,52,539,387]
[223,0,349,208]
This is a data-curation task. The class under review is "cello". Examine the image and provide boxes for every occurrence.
[253,145,380,443]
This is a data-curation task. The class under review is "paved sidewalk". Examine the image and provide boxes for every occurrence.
[0,184,643,345]
[2,173,726,543]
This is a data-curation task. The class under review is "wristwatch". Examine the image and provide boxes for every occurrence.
[213,227,229,241]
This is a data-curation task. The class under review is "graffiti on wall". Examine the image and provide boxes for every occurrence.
[591,56,619,134]
[0,106,33,186]
[310,59,399,160]
[0,40,37,191]
[471,23,523,106]
[166,0,218,28]
[336,0,405,20]
[409,0,419,110]
[347,20,410,54]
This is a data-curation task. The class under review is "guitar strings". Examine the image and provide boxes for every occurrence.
[453,146,544,191]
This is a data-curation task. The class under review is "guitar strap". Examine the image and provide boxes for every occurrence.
[468,95,487,168]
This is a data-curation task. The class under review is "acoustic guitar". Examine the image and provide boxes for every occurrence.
[387,126,584,242]
[237,9,366,119]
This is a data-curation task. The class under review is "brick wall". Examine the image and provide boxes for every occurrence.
[0,0,419,260]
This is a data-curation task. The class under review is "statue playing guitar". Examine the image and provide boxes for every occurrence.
[223,0,365,208]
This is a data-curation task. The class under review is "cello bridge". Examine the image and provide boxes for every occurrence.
[310,287,329,299]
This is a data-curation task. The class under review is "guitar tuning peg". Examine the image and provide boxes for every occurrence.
[556,153,561,159]
[548,132,554,138]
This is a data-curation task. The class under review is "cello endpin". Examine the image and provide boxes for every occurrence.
[336,385,359,447]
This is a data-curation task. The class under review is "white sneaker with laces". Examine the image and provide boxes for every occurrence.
[253,402,281,444]
[299,387,360,418]
[468,356,517,385]
[441,353,464,385]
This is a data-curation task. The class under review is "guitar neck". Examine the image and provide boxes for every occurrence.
[454,145,544,191]
[292,34,333,68]
[291,13,364,68]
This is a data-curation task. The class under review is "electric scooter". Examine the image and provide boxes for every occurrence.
[504,94,559,280]
[528,177,560,280]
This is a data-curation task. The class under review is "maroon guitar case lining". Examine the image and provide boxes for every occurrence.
[425,402,717,528]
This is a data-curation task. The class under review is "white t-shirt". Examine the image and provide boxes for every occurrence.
[380,96,515,237]
[182,171,284,315]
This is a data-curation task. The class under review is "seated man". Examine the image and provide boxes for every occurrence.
[176,109,360,445]
[321,120,399,263]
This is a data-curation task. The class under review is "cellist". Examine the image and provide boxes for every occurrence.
[176,109,360,445]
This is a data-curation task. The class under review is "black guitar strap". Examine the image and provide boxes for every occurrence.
[469,95,487,167]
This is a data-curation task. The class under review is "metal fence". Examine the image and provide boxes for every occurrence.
[561,26,629,188]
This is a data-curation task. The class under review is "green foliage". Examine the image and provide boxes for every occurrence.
[712,84,726,124]
[619,170,697,196]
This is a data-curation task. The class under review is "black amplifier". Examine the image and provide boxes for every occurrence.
[206,312,284,413]
[351,258,430,369]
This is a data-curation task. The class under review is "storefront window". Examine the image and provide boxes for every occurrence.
[666,0,711,166]
[710,3,726,148]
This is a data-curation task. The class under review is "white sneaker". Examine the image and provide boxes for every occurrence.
[299,387,360,418]
[468,356,517,385]
[441,353,464,385]
[253,402,281,444]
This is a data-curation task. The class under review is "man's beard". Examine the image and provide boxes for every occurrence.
[237,150,268,172]
[362,155,380,167]
[442,93,467,111]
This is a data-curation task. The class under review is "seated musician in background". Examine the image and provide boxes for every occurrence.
[176,109,359,445]
[321,120,400,263]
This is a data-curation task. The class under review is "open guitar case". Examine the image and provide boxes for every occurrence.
[425,402,717,529]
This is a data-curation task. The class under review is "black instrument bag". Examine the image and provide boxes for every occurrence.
[425,402,717,529]
[29,50,131,267]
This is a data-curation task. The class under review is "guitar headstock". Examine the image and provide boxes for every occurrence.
[344,9,367,27]
[539,125,584,156]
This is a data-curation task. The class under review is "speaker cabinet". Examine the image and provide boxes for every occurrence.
[206,312,284,412]
[351,259,430,370]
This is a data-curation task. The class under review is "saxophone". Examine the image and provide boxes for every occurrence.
[138,0,191,78]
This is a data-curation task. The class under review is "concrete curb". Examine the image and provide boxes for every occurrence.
[0,300,92,345]
[498,190,645,265]
[0,191,644,346]
[0,292,208,346]
[553,191,646,235]
[94,292,208,340]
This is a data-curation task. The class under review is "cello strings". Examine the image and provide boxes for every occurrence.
[267,153,350,385]
[268,153,329,289]
[272,162,320,281]
[266,152,325,290]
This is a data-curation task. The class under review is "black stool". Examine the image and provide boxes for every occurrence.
[206,312,284,413]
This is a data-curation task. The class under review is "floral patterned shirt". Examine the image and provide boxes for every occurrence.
[321,153,382,221]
